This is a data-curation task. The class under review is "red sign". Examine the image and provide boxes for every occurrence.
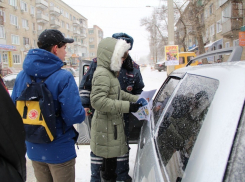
[239,32,245,46]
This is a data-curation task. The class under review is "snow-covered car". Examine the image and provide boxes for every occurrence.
[3,73,18,95]
[133,46,245,182]
[63,67,76,77]
[154,61,166,72]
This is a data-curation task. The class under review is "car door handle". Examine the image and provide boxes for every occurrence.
[140,138,145,149]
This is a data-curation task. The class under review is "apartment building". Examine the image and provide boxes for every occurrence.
[88,25,103,60]
[0,0,89,74]
[175,0,244,61]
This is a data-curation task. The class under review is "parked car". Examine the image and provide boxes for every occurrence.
[63,67,76,77]
[154,61,167,72]
[174,52,199,71]
[133,46,245,182]
[3,73,18,95]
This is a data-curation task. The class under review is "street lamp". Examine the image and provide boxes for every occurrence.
[167,0,175,75]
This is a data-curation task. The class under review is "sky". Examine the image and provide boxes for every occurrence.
[62,0,162,61]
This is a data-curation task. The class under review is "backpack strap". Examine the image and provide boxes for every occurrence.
[29,71,66,134]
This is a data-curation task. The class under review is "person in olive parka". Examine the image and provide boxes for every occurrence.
[90,37,142,182]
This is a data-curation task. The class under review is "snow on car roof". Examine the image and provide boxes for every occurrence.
[3,74,18,81]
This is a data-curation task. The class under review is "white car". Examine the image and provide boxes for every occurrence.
[3,73,18,96]
[133,46,245,182]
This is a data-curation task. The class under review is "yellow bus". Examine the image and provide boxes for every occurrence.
[174,52,199,70]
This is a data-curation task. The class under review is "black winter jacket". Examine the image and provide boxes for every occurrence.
[0,84,26,182]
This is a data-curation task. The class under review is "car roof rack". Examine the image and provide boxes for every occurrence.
[186,46,243,67]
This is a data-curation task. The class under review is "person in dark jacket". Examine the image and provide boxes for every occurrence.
[79,33,144,182]
[11,29,86,182]
[0,83,26,182]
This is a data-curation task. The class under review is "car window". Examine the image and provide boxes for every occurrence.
[179,57,184,64]
[155,74,219,181]
[152,77,180,126]
[224,103,245,182]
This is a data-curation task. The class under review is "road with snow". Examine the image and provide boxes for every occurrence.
[26,66,167,182]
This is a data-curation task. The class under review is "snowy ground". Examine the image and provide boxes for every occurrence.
[26,66,167,182]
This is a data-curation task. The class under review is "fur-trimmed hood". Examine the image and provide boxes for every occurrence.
[97,37,130,72]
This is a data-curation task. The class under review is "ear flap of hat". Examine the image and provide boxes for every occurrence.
[110,39,130,72]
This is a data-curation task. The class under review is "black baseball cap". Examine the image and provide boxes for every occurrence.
[38,29,74,49]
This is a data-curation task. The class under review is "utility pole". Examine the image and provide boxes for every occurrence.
[167,0,175,75]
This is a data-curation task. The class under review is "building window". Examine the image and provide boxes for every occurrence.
[204,8,208,18]
[32,23,35,30]
[90,52,95,57]
[0,26,4,38]
[30,6,35,16]
[21,1,28,12]
[22,19,28,28]
[225,42,230,48]
[66,23,69,30]
[62,21,65,28]
[13,54,21,64]
[37,25,42,30]
[89,30,94,34]
[210,24,215,36]
[233,39,239,47]
[50,2,53,6]
[23,37,29,45]
[10,14,18,26]
[2,53,8,63]
[65,12,69,18]
[11,34,20,45]
[209,3,213,15]
[70,14,72,21]
[216,20,222,33]
[9,0,17,6]
[33,40,36,48]
[89,45,95,48]
[0,10,5,23]
[89,38,94,42]
[222,3,231,23]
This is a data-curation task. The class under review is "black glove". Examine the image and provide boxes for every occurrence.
[129,102,142,112]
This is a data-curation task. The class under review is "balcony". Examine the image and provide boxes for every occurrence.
[73,19,80,27]
[50,19,60,29]
[49,6,61,17]
[222,19,242,38]
[36,13,49,24]
[80,23,87,29]
[80,32,86,38]
[73,41,82,46]
[37,30,43,36]
[73,30,81,36]
[36,0,48,9]
[81,43,87,48]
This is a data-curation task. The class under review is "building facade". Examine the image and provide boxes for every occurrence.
[175,0,244,62]
[88,25,103,60]
[0,0,90,75]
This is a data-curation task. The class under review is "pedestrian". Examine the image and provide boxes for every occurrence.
[89,37,142,182]
[11,29,86,182]
[0,83,26,182]
[79,33,144,182]
[217,58,222,63]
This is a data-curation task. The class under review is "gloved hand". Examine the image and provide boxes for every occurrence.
[129,102,142,112]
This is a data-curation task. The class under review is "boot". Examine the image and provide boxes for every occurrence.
[100,170,117,182]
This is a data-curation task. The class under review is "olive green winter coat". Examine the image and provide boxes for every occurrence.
[90,37,138,158]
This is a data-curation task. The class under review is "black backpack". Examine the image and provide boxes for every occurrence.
[16,76,57,143]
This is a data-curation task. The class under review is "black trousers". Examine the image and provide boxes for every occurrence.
[101,157,117,180]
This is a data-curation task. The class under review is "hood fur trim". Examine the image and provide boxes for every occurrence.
[110,39,130,72]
